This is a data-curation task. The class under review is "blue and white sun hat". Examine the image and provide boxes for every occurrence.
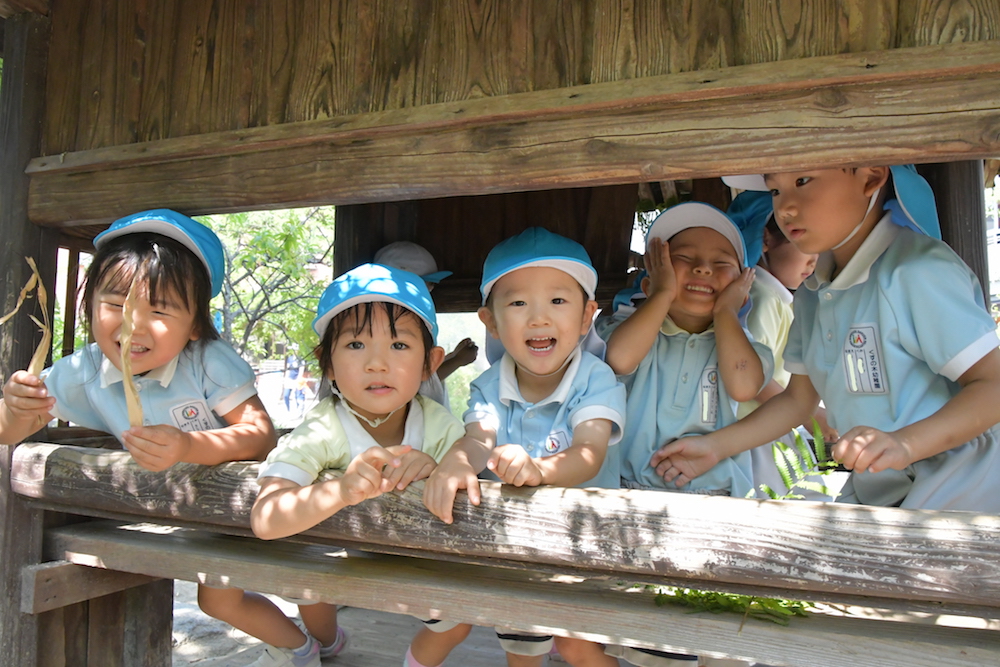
[94,209,226,297]
[312,263,438,342]
[722,166,941,239]
[646,202,748,268]
[480,227,598,304]
[726,190,773,268]
[373,241,453,284]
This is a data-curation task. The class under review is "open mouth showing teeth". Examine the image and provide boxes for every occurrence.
[526,337,555,352]
[119,343,148,353]
[686,285,713,294]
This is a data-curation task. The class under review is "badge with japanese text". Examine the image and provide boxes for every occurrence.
[843,325,888,394]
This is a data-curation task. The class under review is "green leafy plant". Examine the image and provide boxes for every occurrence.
[650,586,813,627]
[642,421,841,628]
[753,419,841,501]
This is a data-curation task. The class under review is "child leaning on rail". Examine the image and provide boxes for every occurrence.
[655,165,1000,514]
[418,227,627,667]
[596,203,771,667]
[251,263,466,667]
[0,210,299,664]
[726,185,834,500]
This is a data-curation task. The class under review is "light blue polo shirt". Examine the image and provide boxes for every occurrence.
[464,348,626,489]
[42,339,257,442]
[596,315,773,498]
[785,214,1000,508]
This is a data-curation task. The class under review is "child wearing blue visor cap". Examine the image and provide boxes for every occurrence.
[658,165,1000,514]
[597,203,771,667]
[727,188,836,502]
[418,227,626,667]
[0,210,293,662]
[252,263,465,667]
[1,208,271,455]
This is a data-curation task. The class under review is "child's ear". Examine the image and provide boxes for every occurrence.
[761,228,774,253]
[424,345,446,381]
[640,276,652,297]
[580,300,599,335]
[862,166,890,198]
[478,306,500,339]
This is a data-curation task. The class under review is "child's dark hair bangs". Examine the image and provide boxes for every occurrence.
[313,301,435,379]
[81,233,219,342]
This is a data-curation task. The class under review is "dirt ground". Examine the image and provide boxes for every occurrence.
[170,580,580,666]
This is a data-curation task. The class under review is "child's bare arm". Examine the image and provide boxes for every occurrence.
[651,373,819,486]
[525,418,612,487]
[121,395,276,471]
[713,268,764,402]
[0,371,55,445]
[836,348,1000,473]
[252,445,409,540]
[423,423,494,524]
[605,238,676,374]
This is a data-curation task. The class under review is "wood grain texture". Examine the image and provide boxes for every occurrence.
[0,13,53,667]
[27,40,1000,225]
[0,0,47,19]
[898,0,1000,47]
[39,1,1000,154]
[12,443,1000,611]
[47,522,1000,667]
[20,560,158,614]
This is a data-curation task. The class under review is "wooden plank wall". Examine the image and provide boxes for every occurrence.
[41,0,1000,157]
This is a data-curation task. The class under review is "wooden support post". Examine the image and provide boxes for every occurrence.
[333,202,419,276]
[917,161,990,300]
[0,12,52,667]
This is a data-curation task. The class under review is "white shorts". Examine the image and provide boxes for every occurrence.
[421,619,552,656]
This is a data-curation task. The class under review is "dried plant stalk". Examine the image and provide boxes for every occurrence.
[25,258,51,377]
[0,264,39,326]
[1,258,50,378]
[120,276,144,428]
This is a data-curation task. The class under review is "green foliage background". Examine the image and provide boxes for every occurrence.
[201,207,336,369]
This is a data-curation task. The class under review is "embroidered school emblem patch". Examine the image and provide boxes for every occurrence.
[171,400,214,431]
[699,366,720,424]
[842,325,887,394]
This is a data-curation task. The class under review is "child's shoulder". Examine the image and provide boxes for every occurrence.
[878,227,980,292]
[44,342,103,379]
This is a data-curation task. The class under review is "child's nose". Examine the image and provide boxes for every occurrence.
[692,259,712,275]
[365,349,389,371]
[773,195,796,222]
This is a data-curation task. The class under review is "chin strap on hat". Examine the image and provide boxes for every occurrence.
[334,387,404,428]
[831,187,881,251]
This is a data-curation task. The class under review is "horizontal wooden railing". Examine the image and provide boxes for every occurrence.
[25,40,1000,226]
[9,442,1000,666]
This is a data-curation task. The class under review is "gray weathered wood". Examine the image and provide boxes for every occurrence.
[920,161,991,297]
[25,40,1000,226]
[20,560,159,614]
[0,12,52,667]
[47,521,1000,667]
[12,443,1000,611]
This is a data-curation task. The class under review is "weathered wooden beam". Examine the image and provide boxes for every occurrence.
[11,443,1000,612]
[20,560,158,614]
[0,12,52,667]
[0,1,47,19]
[26,40,1000,226]
[46,521,1000,667]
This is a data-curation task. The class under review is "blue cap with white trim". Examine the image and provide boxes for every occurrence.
[722,166,941,239]
[313,263,438,342]
[480,227,598,304]
[94,209,226,297]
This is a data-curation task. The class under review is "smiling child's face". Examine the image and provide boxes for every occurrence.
[660,226,742,331]
[328,307,433,422]
[92,275,199,376]
[479,266,597,381]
